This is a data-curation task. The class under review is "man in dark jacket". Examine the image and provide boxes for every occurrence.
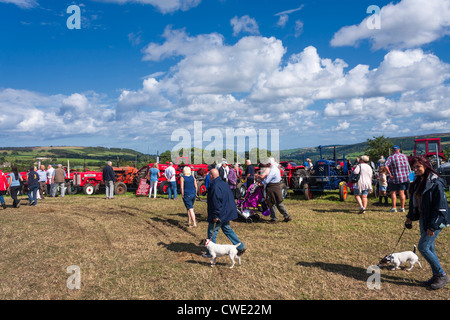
[27,166,39,206]
[203,169,246,258]
[103,161,116,199]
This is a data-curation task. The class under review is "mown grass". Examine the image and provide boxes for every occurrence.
[0,190,448,300]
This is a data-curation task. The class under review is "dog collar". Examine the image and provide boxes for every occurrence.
[206,239,212,246]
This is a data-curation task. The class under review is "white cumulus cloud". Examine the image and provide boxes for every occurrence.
[331,0,450,50]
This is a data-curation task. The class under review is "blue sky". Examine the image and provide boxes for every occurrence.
[1,0,450,155]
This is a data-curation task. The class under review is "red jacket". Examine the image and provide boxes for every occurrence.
[0,172,8,191]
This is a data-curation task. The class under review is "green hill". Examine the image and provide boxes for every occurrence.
[0,146,156,172]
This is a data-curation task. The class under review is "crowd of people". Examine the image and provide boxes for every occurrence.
[0,149,448,290]
[347,146,449,290]
[0,164,67,209]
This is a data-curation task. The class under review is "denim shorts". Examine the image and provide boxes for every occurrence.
[388,182,409,191]
[353,188,369,196]
[379,185,387,192]
[182,193,196,210]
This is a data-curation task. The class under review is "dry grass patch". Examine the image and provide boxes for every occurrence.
[0,192,448,300]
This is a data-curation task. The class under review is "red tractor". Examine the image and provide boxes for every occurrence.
[414,138,446,164]
[137,162,209,197]
[279,161,308,195]
[72,171,104,195]
[73,166,140,195]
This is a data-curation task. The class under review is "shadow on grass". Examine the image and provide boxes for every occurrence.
[158,241,203,255]
[296,261,422,287]
[311,208,355,214]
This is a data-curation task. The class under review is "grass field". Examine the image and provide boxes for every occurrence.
[0,190,448,300]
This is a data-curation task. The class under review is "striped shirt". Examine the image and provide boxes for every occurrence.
[385,152,410,184]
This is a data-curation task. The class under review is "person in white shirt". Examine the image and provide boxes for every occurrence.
[47,165,55,197]
[353,155,373,214]
[164,162,177,199]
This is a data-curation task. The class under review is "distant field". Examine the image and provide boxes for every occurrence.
[0,191,448,300]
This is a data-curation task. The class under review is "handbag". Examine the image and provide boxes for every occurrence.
[349,165,361,183]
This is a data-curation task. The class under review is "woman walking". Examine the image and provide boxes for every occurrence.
[352,155,373,214]
[8,166,23,208]
[406,156,449,290]
[147,163,160,199]
[180,166,198,228]
[228,164,238,199]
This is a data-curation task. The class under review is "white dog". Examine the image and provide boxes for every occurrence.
[199,239,241,268]
[378,245,422,271]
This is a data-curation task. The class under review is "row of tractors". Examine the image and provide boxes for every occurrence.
[281,137,450,202]
[3,137,446,200]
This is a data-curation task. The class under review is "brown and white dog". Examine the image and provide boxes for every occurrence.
[378,245,422,271]
[199,239,241,268]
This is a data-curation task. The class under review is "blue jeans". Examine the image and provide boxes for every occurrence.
[205,221,245,256]
[0,194,4,205]
[418,219,445,275]
[28,185,38,205]
[168,181,177,199]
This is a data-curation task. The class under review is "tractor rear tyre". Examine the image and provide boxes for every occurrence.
[339,182,348,201]
[304,183,312,200]
[281,183,288,199]
[67,182,78,195]
[237,182,247,198]
[197,180,207,196]
[158,181,170,194]
[114,182,127,195]
[83,183,95,195]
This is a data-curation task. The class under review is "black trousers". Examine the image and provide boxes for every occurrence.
[10,186,20,207]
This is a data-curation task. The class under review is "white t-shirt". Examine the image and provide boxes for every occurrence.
[47,167,55,183]
[165,166,176,182]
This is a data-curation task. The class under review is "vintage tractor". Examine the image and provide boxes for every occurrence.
[280,161,309,196]
[135,162,210,197]
[305,146,350,201]
[72,171,104,195]
[73,166,140,195]
[414,137,450,187]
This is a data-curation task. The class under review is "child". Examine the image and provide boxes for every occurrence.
[378,165,389,205]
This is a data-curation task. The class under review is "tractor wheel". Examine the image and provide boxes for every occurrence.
[83,183,95,195]
[197,180,207,196]
[293,169,308,190]
[237,182,247,198]
[114,182,127,195]
[158,181,170,194]
[304,183,312,200]
[68,183,78,195]
[281,183,288,199]
[339,182,348,201]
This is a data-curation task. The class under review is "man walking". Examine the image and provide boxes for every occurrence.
[52,164,66,197]
[262,158,292,223]
[385,146,410,212]
[203,169,246,259]
[37,165,47,199]
[103,161,116,199]
[164,162,177,200]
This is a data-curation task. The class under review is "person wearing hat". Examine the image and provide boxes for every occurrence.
[218,160,229,182]
[385,146,410,213]
[353,155,373,214]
